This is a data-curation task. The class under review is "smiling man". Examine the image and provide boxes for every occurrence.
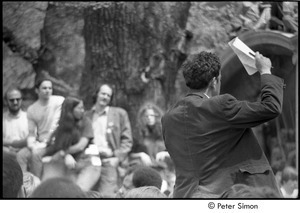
[86,83,133,198]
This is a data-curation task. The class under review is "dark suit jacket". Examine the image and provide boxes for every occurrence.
[85,106,133,162]
[161,74,284,198]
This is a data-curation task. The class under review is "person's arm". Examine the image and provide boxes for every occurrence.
[27,114,38,150]
[239,14,253,24]
[3,138,11,147]
[220,52,284,128]
[129,152,152,166]
[8,138,28,148]
[66,137,89,154]
[67,116,93,155]
[253,6,271,30]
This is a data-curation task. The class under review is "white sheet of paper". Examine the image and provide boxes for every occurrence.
[91,156,102,166]
[84,144,99,155]
[228,37,257,75]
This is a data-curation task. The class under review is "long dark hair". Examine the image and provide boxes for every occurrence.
[137,103,163,141]
[49,97,82,151]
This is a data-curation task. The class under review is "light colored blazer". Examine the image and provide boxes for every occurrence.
[85,106,133,161]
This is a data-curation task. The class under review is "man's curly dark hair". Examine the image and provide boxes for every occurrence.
[182,51,221,90]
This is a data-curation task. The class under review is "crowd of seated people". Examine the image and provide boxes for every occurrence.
[2,79,175,198]
[2,76,297,199]
[228,1,298,40]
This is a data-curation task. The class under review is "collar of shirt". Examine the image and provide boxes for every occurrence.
[92,106,109,116]
[186,91,210,99]
[7,110,23,118]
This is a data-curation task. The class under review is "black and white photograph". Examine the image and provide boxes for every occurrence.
[2,1,299,211]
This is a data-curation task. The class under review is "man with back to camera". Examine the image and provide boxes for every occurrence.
[17,78,65,178]
[161,51,284,198]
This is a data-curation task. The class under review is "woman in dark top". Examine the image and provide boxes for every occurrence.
[127,104,166,167]
[139,106,165,160]
[44,97,101,191]
[129,103,175,195]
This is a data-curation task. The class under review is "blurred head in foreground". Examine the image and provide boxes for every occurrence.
[125,186,167,198]
[30,177,86,198]
[3,151,24,198]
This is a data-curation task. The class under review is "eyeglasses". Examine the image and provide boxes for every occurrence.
[8,98,22,102]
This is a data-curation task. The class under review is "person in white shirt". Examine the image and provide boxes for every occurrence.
[3,87,28,155]
[17,78,65,178]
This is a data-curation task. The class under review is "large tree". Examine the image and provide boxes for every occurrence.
[81,2,191,139]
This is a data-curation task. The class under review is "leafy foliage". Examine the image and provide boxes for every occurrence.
[187,2,243,55]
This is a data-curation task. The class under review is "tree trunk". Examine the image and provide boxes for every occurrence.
[81,2,191,139]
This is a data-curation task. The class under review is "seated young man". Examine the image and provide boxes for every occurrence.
[17,78,65,178]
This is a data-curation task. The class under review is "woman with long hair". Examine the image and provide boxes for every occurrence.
[43,97,101,191]
[126,103,166,168]
[137,103,165,161]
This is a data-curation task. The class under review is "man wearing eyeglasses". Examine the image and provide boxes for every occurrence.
[3,87,28,155]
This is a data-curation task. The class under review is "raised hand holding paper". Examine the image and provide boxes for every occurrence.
[228,37,257,75]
